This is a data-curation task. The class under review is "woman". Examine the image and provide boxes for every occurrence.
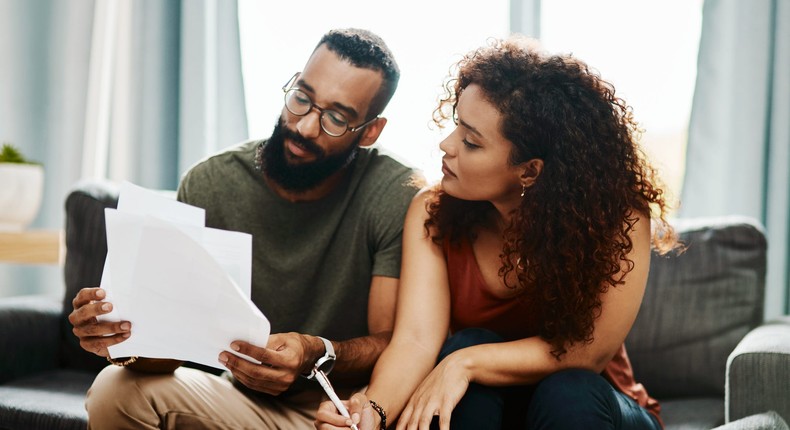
[317,36,678,430]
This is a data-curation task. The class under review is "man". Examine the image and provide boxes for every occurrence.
[69,28,420,429]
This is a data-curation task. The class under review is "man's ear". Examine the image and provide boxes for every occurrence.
[520,158,544,189]
[357,117,387,148]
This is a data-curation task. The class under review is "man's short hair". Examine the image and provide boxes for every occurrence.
[316,28,400,119]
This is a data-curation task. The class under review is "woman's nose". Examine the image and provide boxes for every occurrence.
[439,134,456,157]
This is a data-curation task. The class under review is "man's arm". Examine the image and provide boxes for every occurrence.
[328,275,398,384]
[219,275,398,393]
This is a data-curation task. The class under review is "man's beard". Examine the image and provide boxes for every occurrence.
[261,118,360,192]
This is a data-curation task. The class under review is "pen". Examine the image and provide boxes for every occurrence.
[314,369,360,430]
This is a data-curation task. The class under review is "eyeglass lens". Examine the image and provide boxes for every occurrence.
[284,89,349,137]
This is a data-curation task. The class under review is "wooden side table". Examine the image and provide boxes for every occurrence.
[0,230,63,265]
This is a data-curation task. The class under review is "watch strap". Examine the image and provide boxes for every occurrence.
[304,336,336,379]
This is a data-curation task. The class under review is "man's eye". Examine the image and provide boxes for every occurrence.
[326,111,347,127]
[294,93,311,105]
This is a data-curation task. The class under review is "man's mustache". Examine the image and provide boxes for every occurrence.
[280,126,324,158]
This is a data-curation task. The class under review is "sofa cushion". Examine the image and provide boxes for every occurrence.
[0,369,94,430]
[0,295,60,384]
[626,216,767,399]
[662,397,724,430]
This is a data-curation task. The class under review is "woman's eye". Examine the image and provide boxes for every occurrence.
[463,139,481,150]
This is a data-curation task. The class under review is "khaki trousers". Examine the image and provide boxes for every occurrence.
[86,366,353,429]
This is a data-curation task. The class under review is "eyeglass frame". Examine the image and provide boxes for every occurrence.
[281,72,379,137]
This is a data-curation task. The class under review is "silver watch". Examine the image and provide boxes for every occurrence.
[304,336,336,379]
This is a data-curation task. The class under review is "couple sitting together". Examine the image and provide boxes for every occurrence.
[69,27,678,430]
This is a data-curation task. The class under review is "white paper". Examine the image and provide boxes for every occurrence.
[99,181,269,370]
[117,181,205,226]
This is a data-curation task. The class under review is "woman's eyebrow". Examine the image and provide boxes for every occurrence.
[458,118,484,138]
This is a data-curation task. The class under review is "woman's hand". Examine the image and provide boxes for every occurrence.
[315,393,377,430]
[397,352,471,430]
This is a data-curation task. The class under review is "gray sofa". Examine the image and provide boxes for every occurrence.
[625,217,789,429]
[0,181,788,429]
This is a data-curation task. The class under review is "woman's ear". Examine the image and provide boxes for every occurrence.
[521,158,544,189]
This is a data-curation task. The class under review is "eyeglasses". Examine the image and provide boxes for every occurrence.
[282,73,378,137]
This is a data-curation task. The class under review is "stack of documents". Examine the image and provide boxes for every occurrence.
[98,181,270,370]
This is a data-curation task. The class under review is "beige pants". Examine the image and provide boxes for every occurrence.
[86,366,353,430]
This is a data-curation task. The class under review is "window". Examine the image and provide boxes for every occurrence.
[541,0,703,205]
[238,1,701,201]
[238,0,509,183]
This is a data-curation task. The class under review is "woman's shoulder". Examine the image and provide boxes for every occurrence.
[416,183,441,197]
[405,186,436,219]
[407,184,439,208]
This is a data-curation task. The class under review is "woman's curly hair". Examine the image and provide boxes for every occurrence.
[426,37,679,359]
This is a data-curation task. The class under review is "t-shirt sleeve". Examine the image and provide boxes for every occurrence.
[368,170,421,278]
[176,160,210,206]
[176,162,200,204]
[176,175,188,203]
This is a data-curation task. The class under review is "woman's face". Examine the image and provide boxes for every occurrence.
[439,84,526,205]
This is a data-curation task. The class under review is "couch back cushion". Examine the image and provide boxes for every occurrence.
[60,180,120,372]
[626,216,767,399]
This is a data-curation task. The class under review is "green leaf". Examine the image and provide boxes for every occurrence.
[0,143,37,164]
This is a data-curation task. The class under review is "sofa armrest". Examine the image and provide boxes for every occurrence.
[0,295,61,383]
[715,411,789,430]
[726,316,790,424]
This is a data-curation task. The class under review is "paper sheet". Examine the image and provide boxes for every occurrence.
[99,181,269,370]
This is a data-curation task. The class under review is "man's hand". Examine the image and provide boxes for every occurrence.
[219,332,322,396]
[68,287,131,357]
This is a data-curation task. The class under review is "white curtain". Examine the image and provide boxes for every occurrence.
[0,0,248,297]
[83,0,248,189]
[681,0,790,319]
[510,0,541,37]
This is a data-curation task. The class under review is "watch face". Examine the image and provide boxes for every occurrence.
[317,356,335,373]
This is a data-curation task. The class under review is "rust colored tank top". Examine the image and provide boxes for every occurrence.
[444,237,663,427]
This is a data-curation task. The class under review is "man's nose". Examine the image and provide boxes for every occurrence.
[296,108,322,140]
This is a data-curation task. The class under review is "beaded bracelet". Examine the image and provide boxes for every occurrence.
[369,399,387,430]
[106,356,138,367]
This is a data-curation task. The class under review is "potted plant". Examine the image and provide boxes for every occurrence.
[0,143,44,231]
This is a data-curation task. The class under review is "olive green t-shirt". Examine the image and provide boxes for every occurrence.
[177,140,418,341]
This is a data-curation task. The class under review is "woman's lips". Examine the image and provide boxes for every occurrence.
[442,160,457,177]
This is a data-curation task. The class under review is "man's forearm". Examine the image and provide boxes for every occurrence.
[332,331,392,385]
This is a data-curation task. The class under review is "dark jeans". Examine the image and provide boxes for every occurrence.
[431,328,662,430]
